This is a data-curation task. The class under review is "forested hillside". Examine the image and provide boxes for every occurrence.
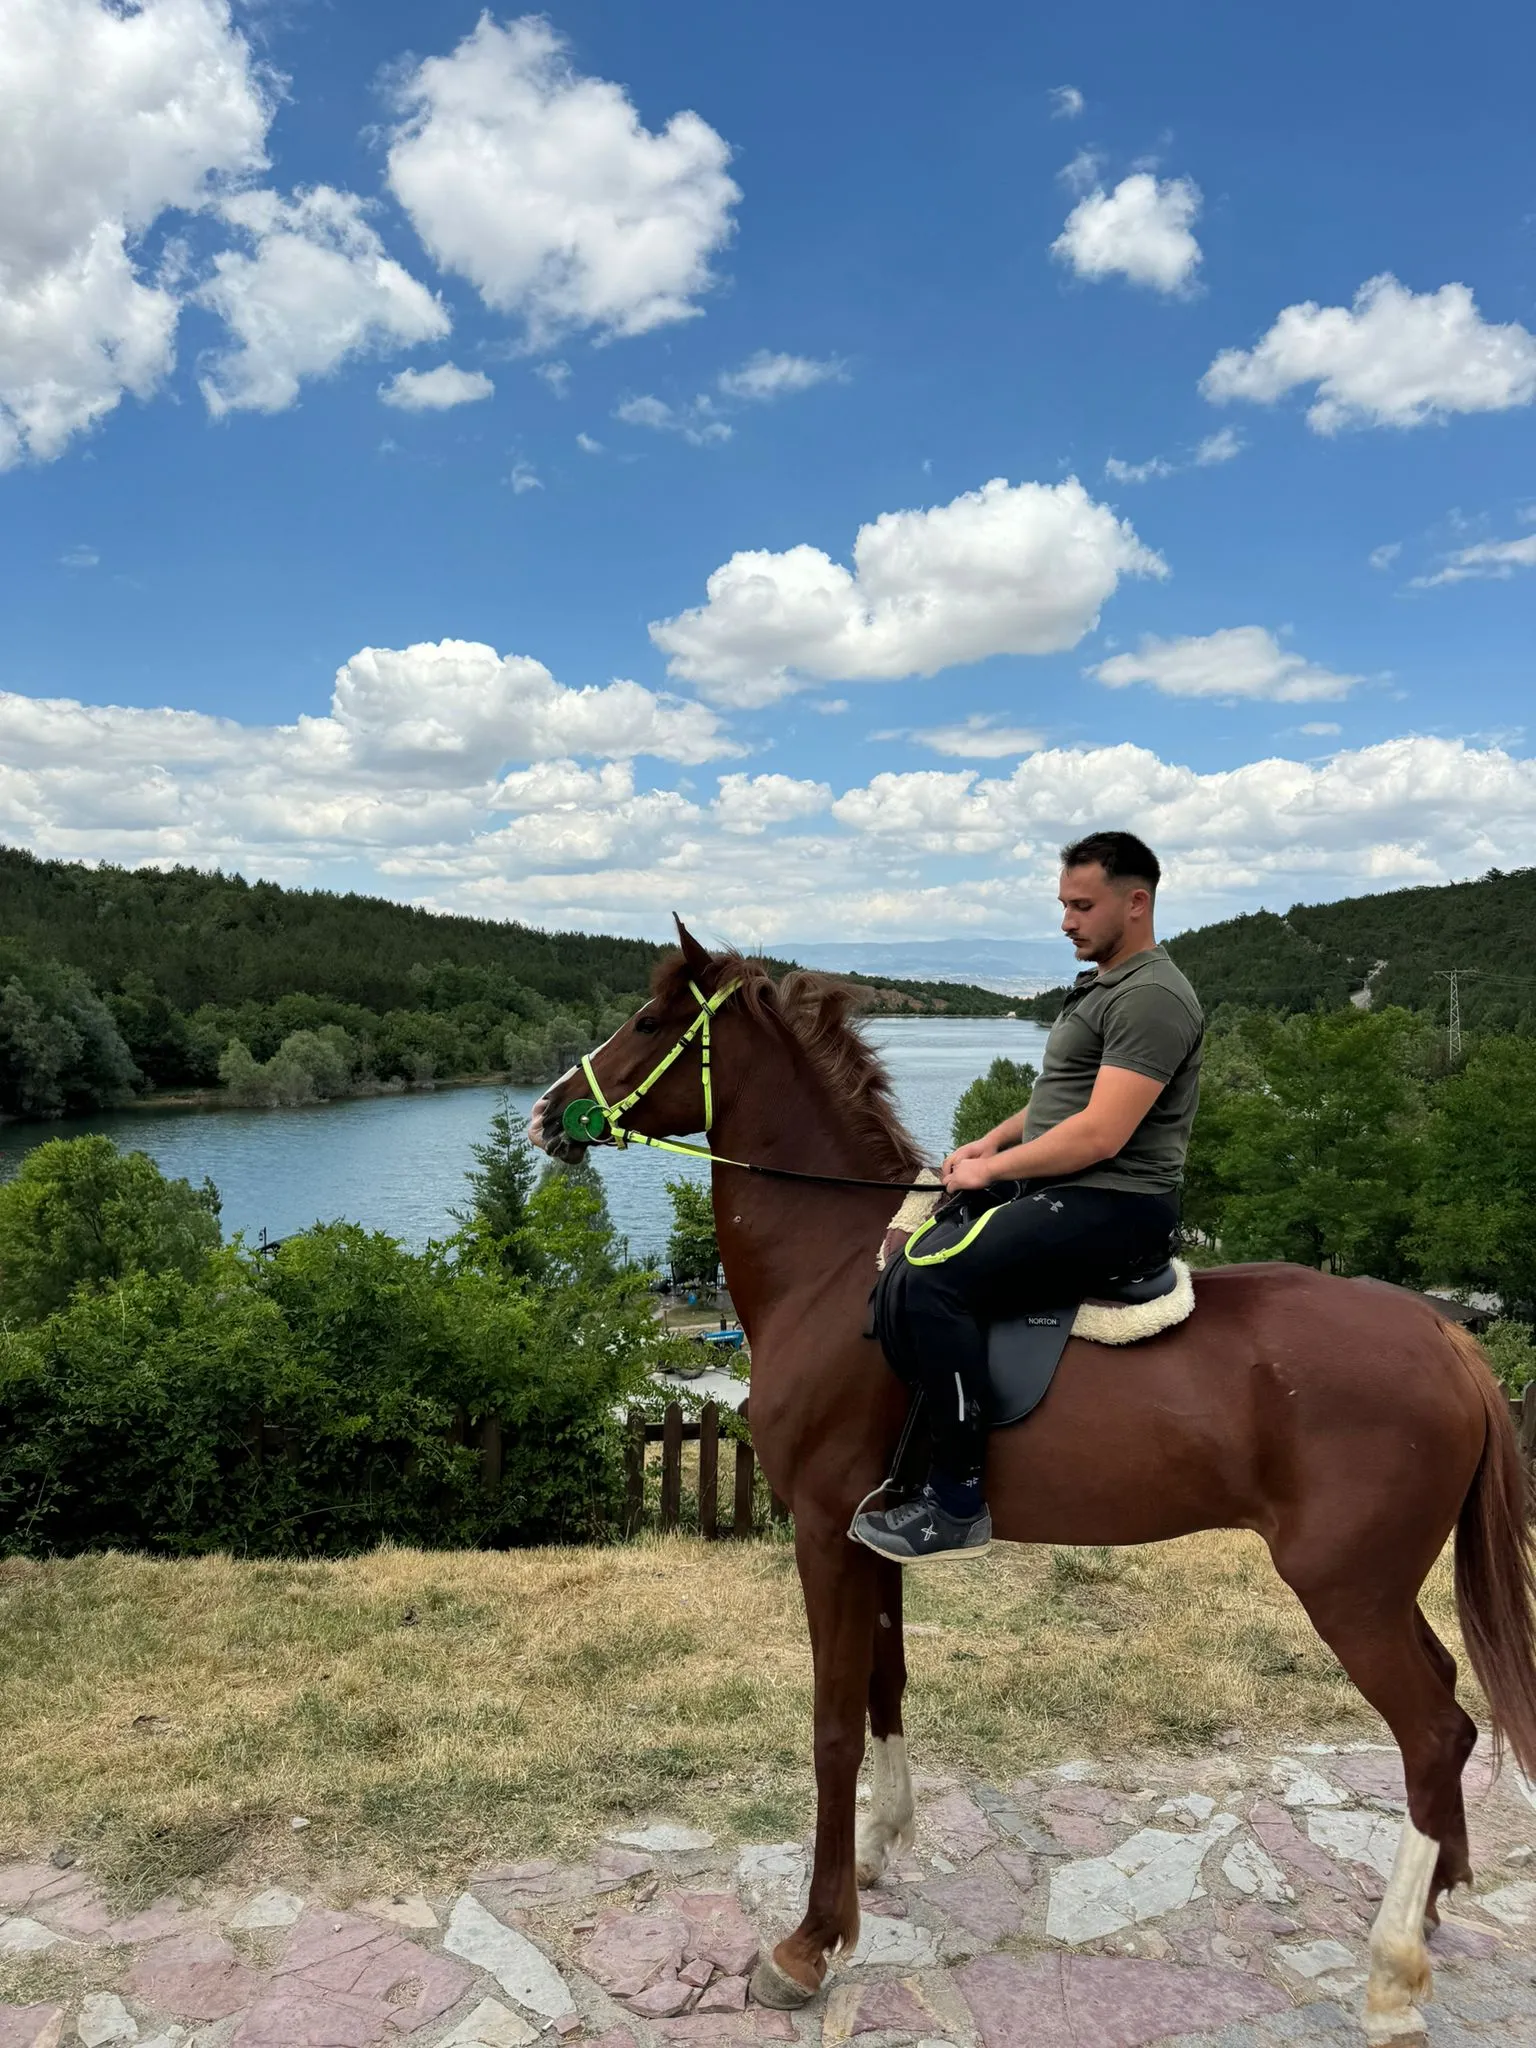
[1018,867,1536,1031]
[0,847,1008,1121]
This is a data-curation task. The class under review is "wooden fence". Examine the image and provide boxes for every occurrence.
[624,1402,789,1538]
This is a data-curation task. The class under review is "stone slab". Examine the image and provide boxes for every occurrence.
[579,1908,689,1997]
[1305,1809,1400,1880]
[270,1906,470,2028]
[1325,1753,1408,1810]
[1046,1817,1239,1944]
[125,1934,265,2021]
[228,1891,305,1934]
[696,1976,748,2013]
[1221,1835,1295,1905]
[440,2000,538,2048]
[957,1952,1287,2048]
[847,1913,939,1968]
[922,1870,1024,1944]
[626,1979,694,2018]
[0,2010,64,2048]
[609,1827,715,1855]
[1247,1801,1353,1890]
[920,1791,993,1865]
[444,1898,574,2020]
[1270,1761,1346,1809]
[667,1892,759,1976]
[652,2016,796,2043]
[734,1846,806,1910]
[0,1919,70,1956]
[76,1993,137,2046]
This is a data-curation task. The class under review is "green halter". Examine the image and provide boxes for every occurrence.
[560,978,741,1159]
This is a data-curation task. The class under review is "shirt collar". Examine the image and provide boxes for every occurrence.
[1089,942,1166,989]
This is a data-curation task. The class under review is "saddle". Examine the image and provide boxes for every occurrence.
[871,1181,1195,1428]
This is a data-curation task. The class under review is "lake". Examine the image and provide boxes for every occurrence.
[0,1016,1050,1258]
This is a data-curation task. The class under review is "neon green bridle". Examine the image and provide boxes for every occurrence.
[560,977,741,1162]
[557,975,938,1193]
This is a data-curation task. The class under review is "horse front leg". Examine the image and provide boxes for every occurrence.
[857,1556,914,1886]
[751,1513,880,2008]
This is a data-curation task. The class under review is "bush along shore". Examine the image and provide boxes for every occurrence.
[0,1110,700,1559]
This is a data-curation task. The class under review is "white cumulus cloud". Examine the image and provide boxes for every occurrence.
[198,186,449,416]
[0,0,271,464]
[385,14,739,349]
[904,715,1045,759]
[717,351,846,401]
[1052,173,1202,295]
[614,393,731,445]
[1410,534,1536,587]
[711,773,832,835]
[1091,627,1360,703]
[1201,274,1536,433]
[649,475,1166,706]
[1105,454,1176,484]
[380,362,494,410]
[1193,427,1242,465]
[1049,86,1085,119]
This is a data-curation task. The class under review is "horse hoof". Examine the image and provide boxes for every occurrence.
[750,1954,820,2009]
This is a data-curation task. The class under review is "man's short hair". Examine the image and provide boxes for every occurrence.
[1060,831,1161,893]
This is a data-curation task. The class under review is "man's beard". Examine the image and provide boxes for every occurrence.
[1076,924,1124,964]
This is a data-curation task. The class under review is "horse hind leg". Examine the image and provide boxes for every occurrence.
[1273,1553,1476,2042]
[857,1559,914,1887]
[1413,1606,1475,1912]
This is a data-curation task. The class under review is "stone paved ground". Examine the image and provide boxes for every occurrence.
[6,1738,1536,2048]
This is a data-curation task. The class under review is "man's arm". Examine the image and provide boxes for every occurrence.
[942,1066,1165,1191]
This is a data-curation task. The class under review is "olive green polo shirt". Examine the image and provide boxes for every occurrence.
[1021,944,1204,1194]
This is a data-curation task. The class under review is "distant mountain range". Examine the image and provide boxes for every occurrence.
[783,938,1069,997]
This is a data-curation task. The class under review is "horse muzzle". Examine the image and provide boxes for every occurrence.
[530,1067,592,1162]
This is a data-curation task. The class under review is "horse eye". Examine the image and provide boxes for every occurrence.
[634,1014,661,1036]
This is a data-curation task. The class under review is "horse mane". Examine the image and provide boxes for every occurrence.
[650,950,925,1174]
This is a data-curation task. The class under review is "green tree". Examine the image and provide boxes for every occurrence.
[524,1159,621,1289]
[665,1175,718,1287]
[951,1058,1037,1150]
[1187,1006,1426,1276]
[1412,1036,1536,1311]
[0,956,140,1117]
[0,1135,220,1324]
[453,1094,539,1275]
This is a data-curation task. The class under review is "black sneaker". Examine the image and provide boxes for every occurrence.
[850,1487,992,1565]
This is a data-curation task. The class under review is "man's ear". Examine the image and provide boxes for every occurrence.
[673,914,712,978]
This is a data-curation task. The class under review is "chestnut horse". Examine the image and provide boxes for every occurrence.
[532,928,1536,2046]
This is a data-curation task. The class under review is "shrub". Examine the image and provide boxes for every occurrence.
[1480,1320,1536,1396]
[0,1136,220,1324]
[0,1209,677,1557]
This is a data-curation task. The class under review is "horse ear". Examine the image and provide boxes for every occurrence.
[673,915,711,977]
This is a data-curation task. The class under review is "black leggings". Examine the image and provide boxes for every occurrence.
[888,1182,1178,1484]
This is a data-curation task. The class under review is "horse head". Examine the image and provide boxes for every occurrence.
[530,917,739,1162]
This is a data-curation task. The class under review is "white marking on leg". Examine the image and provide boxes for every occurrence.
[1364,1817,1438,2042]
[855,1734,914,1886]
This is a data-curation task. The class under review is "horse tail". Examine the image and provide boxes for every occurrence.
[1445,1321,1536,1780]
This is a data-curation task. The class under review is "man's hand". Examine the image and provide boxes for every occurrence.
[941,1150,995,1193]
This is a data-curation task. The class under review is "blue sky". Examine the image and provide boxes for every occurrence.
[1,0,1533,948]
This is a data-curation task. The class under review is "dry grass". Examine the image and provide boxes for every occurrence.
[0,1533,1467,1906]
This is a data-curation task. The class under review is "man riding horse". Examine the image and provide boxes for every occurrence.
[853,829,1204,1562]
[533,842,1536,2048]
